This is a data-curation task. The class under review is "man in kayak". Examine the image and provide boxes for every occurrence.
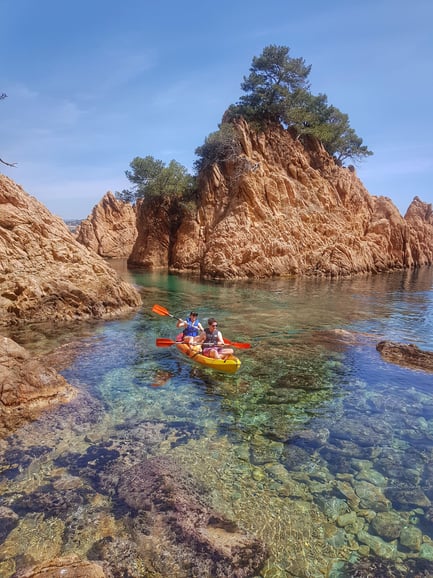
[196,317,234,360]
[176,311,204,344]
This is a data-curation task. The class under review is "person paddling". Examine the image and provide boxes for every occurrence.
[196,318,234,360]
[176,311,204,344]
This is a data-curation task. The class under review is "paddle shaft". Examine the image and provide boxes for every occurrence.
[156,338,249,349]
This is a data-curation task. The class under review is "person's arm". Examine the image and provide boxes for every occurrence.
[217,331,225,346]
[198,322,204,332]
[176,319,186,328]
[196,331,206,344]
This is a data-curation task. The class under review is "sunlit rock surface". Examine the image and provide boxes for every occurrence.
[0,175,141,325]
[82,119,432,279]
[0,336,76,437]
[171,119,433,278]
[75,191,137,258]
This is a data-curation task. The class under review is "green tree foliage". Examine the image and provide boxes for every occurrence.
[116,155,196,204]
[194,123,241,173]
[225,44,372,165]
[238,45,311,124]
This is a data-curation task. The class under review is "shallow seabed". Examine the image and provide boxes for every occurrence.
[1,266,433,577]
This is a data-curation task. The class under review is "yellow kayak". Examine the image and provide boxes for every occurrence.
[175,342,241,374]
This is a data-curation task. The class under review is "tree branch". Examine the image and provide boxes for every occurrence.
[0,158,17,167]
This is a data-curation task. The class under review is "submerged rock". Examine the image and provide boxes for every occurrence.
[377,340,433,372]
[117,455,268,577]
[13,554,106,577]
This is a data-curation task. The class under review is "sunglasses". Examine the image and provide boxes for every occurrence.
[211,323,218,327]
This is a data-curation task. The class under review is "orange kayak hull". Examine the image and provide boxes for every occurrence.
[175,342,241,374]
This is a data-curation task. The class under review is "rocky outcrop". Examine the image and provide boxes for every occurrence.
[404,196,433,266]
[169,120,433,278]
[75,120,433,279]
[376,341,433,372]
[75,192,137,258]
[0,336,77,437]
[0,175,141,325]
[127,196,174,269]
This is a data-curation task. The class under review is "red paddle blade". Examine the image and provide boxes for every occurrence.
[156,338,177,347]
[223,338,251,349]
[152,304,171,317]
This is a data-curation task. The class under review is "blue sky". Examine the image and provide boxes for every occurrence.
[1,0,432,220]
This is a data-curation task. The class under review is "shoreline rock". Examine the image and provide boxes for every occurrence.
[0,336,77,438]
[0,175,142,327]
[376,341,433,372]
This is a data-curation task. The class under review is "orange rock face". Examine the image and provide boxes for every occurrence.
[75,192,137,258]
[0,336,77,437]
[76,119,433,279]
[171,120,433,278]
[0,175,142,325]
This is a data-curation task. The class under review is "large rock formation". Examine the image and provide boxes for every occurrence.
[77,119,433,279]
[168,120,433,278]
[0,175,141,326]
[75,192,137,258]
[0,336,77,437]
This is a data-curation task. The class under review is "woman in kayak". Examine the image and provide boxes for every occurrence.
[176,311,204,344]
[197,317,234,359]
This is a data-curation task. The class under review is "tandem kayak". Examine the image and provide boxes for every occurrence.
[175,342,241,374]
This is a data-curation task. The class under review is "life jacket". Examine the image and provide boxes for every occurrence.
[204,327,219,345]
[183,317,201,337]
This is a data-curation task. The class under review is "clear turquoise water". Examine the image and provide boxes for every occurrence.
[1,266,433,577]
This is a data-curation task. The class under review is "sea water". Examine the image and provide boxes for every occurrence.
[1,266,432,577]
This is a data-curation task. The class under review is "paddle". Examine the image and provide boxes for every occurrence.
[223,338,251,349]
[152,305,251,349]
[152,304,184,323]
[156,338,251,349]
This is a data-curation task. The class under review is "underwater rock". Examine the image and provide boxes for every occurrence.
[353,480,391,512]
[377,340,433,372]
[88,536,157,577]
[385,484,431,509]
[344,555,405,577]
[399,524,423,551]
[0,506,18,542]
[117,455,268,577]
[13,554,106,577]
[370,511,405,541]
[11,483,93,520]
[328,415,393,448]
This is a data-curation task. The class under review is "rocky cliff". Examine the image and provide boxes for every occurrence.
[75,191,137,258]
[0,175,142,325]
[80,119,433,279]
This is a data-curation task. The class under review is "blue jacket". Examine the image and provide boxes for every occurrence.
[183,317,201,337]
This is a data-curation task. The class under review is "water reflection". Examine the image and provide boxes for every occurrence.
[1,267,433,577]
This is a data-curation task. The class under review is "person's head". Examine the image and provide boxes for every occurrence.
[207,317,218,329]
[190,311,198,318]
